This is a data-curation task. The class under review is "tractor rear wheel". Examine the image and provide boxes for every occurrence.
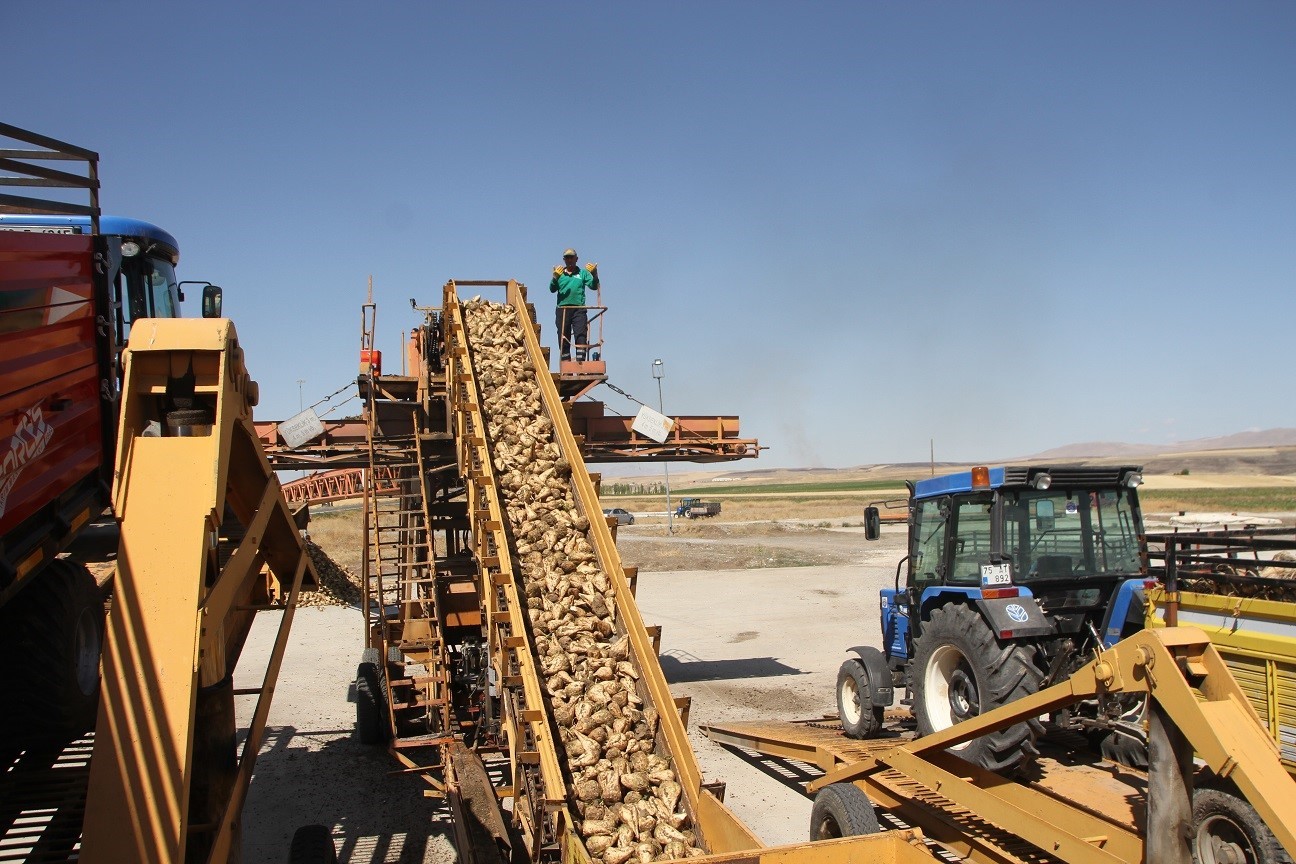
[836,659,883,739]
[809,783,880,840]
[1,560,105,744]
[912,603,1044,775]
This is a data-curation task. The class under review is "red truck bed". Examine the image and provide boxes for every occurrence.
[0,230,107,586]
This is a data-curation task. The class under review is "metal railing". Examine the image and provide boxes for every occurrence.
[0,123,100,232]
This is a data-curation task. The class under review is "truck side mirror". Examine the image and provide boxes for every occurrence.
[201,284,223,318]
[864,506,881,541]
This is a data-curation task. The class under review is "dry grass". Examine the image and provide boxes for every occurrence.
[305,506,365,576]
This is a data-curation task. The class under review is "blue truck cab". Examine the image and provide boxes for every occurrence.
[840,465,1151,773]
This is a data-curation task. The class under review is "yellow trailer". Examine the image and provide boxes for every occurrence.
[1146,528,1296,864]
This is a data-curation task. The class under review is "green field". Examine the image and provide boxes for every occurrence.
[628,479,909,497]
[604,481,1292,515]
[1138,487,1295,513]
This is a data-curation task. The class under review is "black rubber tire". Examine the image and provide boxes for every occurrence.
[1193,786,1289,864]
[836,659,883,739]
[289,824,338,864]
[1092,727,1149,770]
[0,560,104,743]
[810,783,880,840]
[912,603,1044,775]
[355,647,389,745]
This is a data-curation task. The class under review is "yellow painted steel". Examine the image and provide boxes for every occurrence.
[775,627,1296,863]
[1148,585,1296,772]
[80,318,315,864]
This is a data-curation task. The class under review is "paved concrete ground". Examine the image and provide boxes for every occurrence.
[235,525,908,860]
[633,529,905,847]
[235,606,457,863]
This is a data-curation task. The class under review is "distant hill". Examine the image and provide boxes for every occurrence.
[1024,428,1296,460]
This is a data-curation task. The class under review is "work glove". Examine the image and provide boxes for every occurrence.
[552,265,564,279]
[585,262,598,274]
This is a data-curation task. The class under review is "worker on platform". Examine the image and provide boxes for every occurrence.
[549,248,598,361]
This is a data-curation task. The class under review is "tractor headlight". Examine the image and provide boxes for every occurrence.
[1125,472,1144,488]
[120,240,141,257]
[1032,472,1052,491]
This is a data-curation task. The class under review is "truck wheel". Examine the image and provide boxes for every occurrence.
[810,783,880,839]
[1193,787,1286,864]
[836,659,883,739]
[289,824,338,864]
[1,560,105,743]
[355,647,389,745]
[913,603,1043,775]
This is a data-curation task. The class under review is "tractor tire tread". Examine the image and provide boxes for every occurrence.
[810,783,881,840]
[913,602,1044,775]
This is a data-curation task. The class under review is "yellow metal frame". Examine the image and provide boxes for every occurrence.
[801,628,1296,863]
[81,318,316,864]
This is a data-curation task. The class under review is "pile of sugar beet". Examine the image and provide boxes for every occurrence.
[463,299,704,862]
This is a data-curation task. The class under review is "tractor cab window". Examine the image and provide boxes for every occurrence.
[1003,487,1142,579]
[146,258,178,318]
[115,248,178,335]
[950,496,994,584]
[911,497,949,584]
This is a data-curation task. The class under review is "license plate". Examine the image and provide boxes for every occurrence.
[980,563,1012,586]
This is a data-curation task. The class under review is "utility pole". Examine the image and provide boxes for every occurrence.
[652,359,673,534]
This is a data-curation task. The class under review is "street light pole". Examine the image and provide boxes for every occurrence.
[652,359,673,535]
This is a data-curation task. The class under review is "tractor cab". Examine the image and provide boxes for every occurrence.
[844,466,1151,772]
[869,465,1149,669]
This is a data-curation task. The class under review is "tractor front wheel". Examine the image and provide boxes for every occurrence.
[809,783,880,840]
[912,603,1044,775]
[836,659,883,739]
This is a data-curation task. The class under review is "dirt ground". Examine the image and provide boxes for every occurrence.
[237,514,906,860]
[238,486,1289,859]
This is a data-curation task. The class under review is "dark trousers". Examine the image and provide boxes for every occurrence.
[556,305,588,360]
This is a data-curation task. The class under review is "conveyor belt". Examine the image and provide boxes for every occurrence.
[441,282,766,863]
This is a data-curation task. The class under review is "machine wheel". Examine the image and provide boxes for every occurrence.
[1193,786,1287,864]
[809,783,880,840]
[836,659,883,739]
[1,560,105,743]
[912,603,1044,775]
[355,647,389,745]
[289,824,339,864]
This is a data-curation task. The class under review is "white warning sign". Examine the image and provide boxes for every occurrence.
[632,405,675,444]
[278,408,325,449]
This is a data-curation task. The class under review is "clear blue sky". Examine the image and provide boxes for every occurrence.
[7,3,1295,469]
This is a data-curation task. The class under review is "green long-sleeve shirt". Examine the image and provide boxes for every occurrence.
[549,267,598,306]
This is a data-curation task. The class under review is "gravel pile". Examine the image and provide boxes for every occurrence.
[464,299,702,862]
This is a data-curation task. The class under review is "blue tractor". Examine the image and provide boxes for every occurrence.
[839,465,1150,774]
